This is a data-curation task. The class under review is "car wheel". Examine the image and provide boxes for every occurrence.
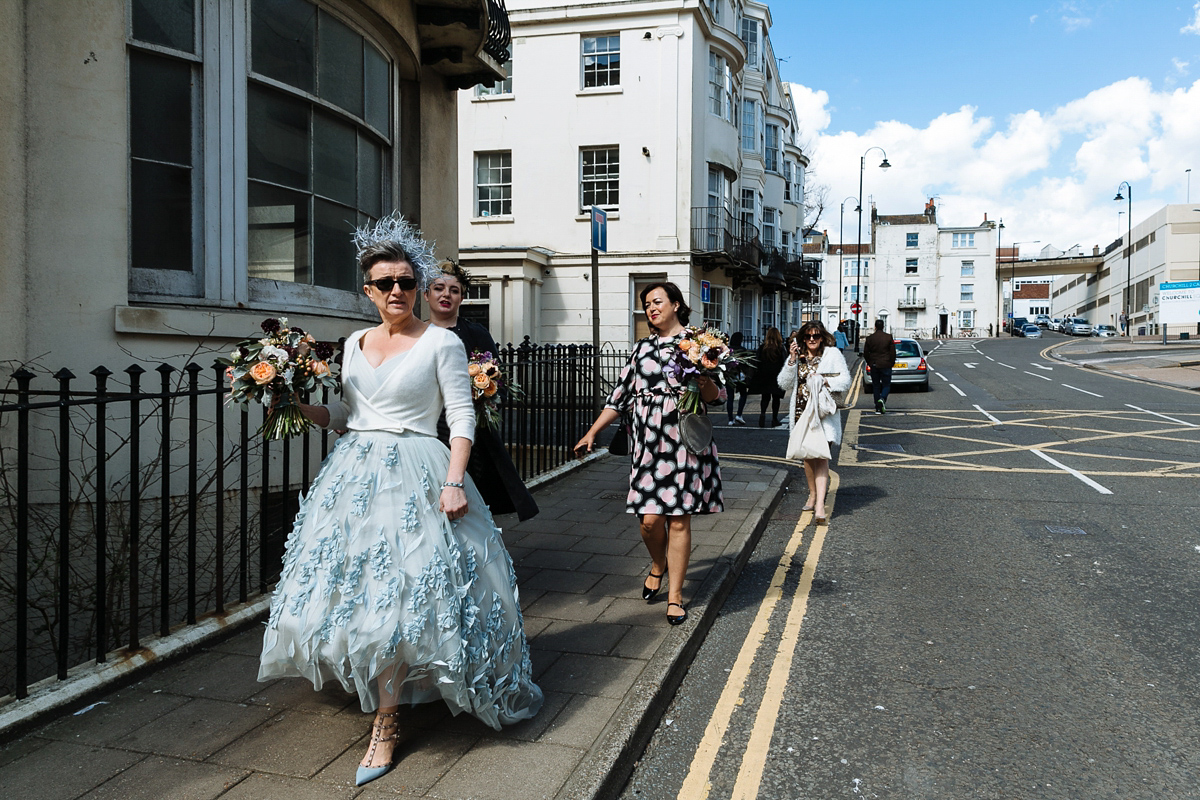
[920,380,930,392]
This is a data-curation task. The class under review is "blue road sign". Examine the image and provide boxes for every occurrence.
[701,280,711,303]
[591,206,607,252]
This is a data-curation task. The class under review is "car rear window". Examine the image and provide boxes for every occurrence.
[895,341,921,357]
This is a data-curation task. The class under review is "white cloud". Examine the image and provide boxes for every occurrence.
[794,77,1200,256]
[1172,57,1189,76]
[1182,2,1200,34]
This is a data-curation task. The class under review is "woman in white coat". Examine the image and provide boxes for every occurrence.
[777,321,852,523]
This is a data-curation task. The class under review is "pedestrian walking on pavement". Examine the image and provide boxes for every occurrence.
[778,322,851,524]
[752,327,786,427]
[862,319,896,414]
[257,216,543,788]
[725,331,750,426]
[574,282,725,626]
[427,259,539,520]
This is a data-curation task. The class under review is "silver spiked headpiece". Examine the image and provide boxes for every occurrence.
[352,213,441,288]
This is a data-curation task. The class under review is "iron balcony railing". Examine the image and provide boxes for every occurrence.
[483,0,511,64]
[690,206,764,273]
[897,299,927,310]
[0,341,627,704]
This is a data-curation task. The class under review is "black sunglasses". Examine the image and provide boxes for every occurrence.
[802,333,823,340]
[364,276,418,293]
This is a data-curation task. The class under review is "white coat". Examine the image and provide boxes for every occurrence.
[776,347,852,445]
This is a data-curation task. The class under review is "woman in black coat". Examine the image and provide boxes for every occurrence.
[751,327,786,427]
[427,261,539,520]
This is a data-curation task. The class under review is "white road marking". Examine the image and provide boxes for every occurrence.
[936,372,949,381]
[1125,404,1198,428]
[1031,449,1114,494]
[985,356,995,361]
[1062,383,1103,397]
[1024,371,1053,381]
[964,363,978,369]
[1030,363,1053,371]
[973,404,1002,424]
[998,362,1016,369]
[948,383,966,397]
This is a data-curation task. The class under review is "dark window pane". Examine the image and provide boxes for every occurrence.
[131,160,192,271]
[130,51,192,165]
[132,0,194,52]
[313,111,356,206]
[363,42,390,135]
[318,11,363,117]
[248,181,309,283]
[248,85,310,190]
[251,0,316,93]
[358,134,382,218]
[313,198,358,291]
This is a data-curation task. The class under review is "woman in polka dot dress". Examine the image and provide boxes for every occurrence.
[574,282,724,625]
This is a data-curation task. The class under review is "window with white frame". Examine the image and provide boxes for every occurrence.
[740,188,756,230]
[707,52,733,121]
[762,207,777,249]
[904,285,918,302]
[844,258,868,277]
[906,232,919,248]
[582,35,620,88]
[475,152,511,217]
[844,285,868,302]
[580,146,619,210]
[761,291,776,331]
[961,260,975,277]
[739,289,755,338]
[706,0,721,25]
[905,258,918,274]
[477,54,512,96]
[952,232,975,248]
[741,99,756,151]
[783,161,793,201]
[904,310,917,327]
[792,161,803,202]
[781,230,790,256]
[961,283,974,302]
[765,124,779,172]
[740,18,758,70]
[703,285,728,328]
[959,309,975,329]
[130,0,400,307]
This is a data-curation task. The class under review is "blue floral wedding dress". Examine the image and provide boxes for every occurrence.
[258,326,543,728]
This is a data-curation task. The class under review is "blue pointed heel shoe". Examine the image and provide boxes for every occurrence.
[355,710,401,787]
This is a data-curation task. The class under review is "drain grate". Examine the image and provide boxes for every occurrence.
[858,443,905,453]
[598,491,627,500]
[1046,525,1087,535]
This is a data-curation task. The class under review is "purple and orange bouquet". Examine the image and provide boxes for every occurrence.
[467,350,521,430]
[668,326,741,413]
[221,317,340,440]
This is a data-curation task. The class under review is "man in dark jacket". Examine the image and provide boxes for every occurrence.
[862,319,896,414]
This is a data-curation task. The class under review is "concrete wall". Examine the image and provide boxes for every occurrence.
[0,0,27,366]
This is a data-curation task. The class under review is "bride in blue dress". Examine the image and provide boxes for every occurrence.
[257,216,542,786]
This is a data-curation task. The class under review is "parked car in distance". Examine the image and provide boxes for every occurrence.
[1008,316,1029,335]
[1034,314,1051,327]
[863,338,929,392]
[1092,324,1118,337]
[1049,318,1065,332]
[1023,324,1043,339]
[1065,317,1092,336]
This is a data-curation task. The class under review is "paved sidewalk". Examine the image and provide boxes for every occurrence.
[0,455,787,800]
[1050,338,1200,390]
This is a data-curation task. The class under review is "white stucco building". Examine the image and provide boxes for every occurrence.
[455,0,815,348]
[1051,204,1200,335]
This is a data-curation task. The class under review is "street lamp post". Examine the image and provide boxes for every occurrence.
[997,219,1005,335]
[837,195,858,335]
[1007,238,1040,335]
[855,147,891,352]
[1114,182,1133,339]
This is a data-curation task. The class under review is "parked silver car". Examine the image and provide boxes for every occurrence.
[1048,318,1065,332]
[1092,324,1118,337]
[862,338,930,391]
[1023,324,1042,339]
[1065,318,1092,336]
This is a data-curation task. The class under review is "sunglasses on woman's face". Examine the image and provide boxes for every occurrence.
[802,333,822,340]
[364,276,418,293]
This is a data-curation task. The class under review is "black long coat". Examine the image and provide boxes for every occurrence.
[437,318,540,521]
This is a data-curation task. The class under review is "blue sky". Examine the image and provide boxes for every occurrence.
[769,0,1200,254]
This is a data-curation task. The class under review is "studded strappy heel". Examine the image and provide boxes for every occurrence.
[355,710,402,787]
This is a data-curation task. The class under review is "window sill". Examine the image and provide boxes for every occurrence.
[472,93,515,102]
[470,215,515,224]
[575,211,619,221]
[576,86,623,96]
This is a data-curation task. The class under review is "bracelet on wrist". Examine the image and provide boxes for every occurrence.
[442,481,464,489]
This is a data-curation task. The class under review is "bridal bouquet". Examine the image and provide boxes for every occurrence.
[221,317,340,440]
[467,350,520,431]
[668,326,740,414]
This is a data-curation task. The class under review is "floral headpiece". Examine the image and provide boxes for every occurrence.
[352,213,441,288]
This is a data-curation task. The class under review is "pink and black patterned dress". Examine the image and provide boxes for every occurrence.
[605,333,725,516]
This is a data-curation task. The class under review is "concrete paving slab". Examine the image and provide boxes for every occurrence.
[77,756,247,800]
[135,651,271,704]
[38,688,189,746]
[246,678,358,716]
[218,772,359,799]
[522,591,615,623]
[110,698,274,760]
[519,568,605,595]
[537,694,622,749]
[514,549,590,571]
[438,690,570,743]
[536,654,649,699]
[532,621,630,656]
[0,740,144,800]
[209,709,364,778]
[427,739,580,800]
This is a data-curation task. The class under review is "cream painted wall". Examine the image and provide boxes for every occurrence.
[0,0,27,364]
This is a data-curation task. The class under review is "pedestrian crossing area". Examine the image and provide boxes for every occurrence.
[927,340,981,355]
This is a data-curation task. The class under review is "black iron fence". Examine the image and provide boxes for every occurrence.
[0,341,628,703]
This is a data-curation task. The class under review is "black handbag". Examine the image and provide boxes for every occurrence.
[608,416,631,456]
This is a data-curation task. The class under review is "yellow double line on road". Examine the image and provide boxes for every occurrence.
[676,472,838,800]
